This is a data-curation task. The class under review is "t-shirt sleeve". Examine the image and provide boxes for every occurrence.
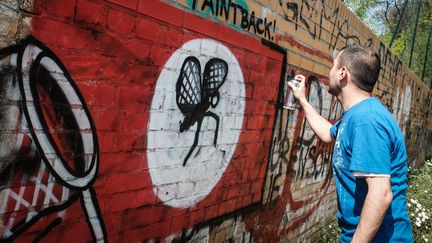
[349,124,391,175]
[330,120,340,139]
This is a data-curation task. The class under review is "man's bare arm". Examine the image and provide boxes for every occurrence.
[352,176,393,242]
[290,75,333,143]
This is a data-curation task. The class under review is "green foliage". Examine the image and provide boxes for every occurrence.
[318,217,340,243]
[407,158,432,242]
[343,0,380,19]
[342,0,432,86]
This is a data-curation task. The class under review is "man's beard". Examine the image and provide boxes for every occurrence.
[328,85,341,96]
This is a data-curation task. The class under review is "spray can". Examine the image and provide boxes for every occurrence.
[283,78,301,110]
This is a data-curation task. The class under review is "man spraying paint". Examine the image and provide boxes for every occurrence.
[289,45,413,242]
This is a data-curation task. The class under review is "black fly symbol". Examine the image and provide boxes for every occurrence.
[176,56,228,166]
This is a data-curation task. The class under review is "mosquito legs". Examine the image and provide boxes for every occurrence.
[205,111,219,146]
[182,120,202,166]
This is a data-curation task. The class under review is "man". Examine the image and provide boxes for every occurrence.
[289,45,413,242]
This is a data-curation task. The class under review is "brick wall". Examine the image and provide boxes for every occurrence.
[0,0,430,242]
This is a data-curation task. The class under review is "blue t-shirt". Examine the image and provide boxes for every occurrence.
[330,97,413,242]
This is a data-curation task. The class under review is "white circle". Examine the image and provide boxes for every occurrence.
[147,39,245,208]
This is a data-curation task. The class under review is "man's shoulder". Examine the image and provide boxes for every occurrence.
[350,98,394,123]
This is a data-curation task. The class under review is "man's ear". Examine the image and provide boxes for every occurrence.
[339,66,349,87]
[339,66,348,80]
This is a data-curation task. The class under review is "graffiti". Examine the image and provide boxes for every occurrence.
[147,38,245,208]
[146,214,253,243]
[392,84,412,137]
[276,76,341,232]
[291,76,334,181]
[264,68,340,205]
[379,42,403,84]
[188,0,277,40]
[0,36,106,242]
[176,56,228,166]
[280,0,373,50]
[260,39,289,205]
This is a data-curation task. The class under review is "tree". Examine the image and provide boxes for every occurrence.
[342,0,432,87]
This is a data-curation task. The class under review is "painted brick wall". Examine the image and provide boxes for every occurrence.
[0,0,431,242]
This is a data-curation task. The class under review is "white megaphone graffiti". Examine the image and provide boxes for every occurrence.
[0,36,106,242]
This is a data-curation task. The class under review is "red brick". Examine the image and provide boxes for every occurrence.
[188,209,204,226]
[137,0,184,27]
[245,101,269,116]
[100,59,129,80]
[31,17,94,49]
[102,171,152,193]
[216,24,249,47]
[245,83,254,100]
[171,214,189,233]
[102,214,122,237]
[122,206,166,229]
[199,189,219,208]
[126,64,159,86]
[266,59,282,75]
[117,86,153,113]
[249,71,266,84]
[243,34,270,55]
[231,48,246,65]
[23,212,58,234]
[125,220,172,241]
[245,143,267,161]
[110,190,144,212]
[217,198,237,215]
[150,45,172,67]
[112,132,145,152]
[107,8,135,34]
[107,0,137,9]
[122,39,151,60]
[63,205,88,226]
[183,31,203,43]
[60,222,92,243]
[220,171,240,187]
[78,84,116,108]
[165,28,184,48]
[246,116,266,130]
[183,12,219,37]
[240,130,261,143]
[204,205,219,221]
[252,191,262,203]
[98,131,116,153]
[75,0,108,29]
[250,180,263,193]
[98,152,142,174]
[244,53,261,71]
[242,194,254,207]
[94,33,136,58]
[68,54,107,80]
[135,17,166,42]
[122,111,150,131]
[15,232,39,243]
[136,187,158,206]
[109,192,132,213]
[42,0,75,19]
[227,186,240,199]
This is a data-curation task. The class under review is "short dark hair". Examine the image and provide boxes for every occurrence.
[337,45,380,92]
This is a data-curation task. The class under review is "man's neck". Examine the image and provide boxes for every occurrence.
[337,90,372,111]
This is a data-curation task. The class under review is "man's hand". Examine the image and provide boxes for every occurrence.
[289,74,333,143]
[288,74,307,102]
